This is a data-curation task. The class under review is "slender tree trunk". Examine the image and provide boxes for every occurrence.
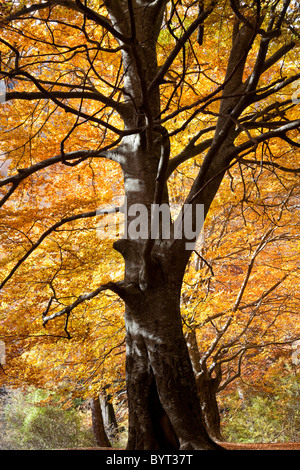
[90,397,111,448]
[100,393,119,440]
[186,330,223,441]
[196,373,223,442]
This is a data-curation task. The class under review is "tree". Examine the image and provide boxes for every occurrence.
[0,0,299,450]
[90,396,111,448]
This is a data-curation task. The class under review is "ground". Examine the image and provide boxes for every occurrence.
[75,442,300,450]
[220,442,300,450]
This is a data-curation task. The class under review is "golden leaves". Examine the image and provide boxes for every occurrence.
[0,0,299,403]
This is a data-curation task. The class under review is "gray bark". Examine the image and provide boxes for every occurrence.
[103,1,273,450]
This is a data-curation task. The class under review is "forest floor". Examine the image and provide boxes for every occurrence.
[220,441,300,450]
[77,442,300,450]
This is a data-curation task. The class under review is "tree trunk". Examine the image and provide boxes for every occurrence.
[100,392,119,439]
[119,263,222,450]
[196,374,223,442]
[90,397,111,448]
[105,0,228,450]
[186,330,223,441]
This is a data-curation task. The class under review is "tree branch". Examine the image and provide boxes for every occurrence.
[0,141,123,207]
[241,158,300,174]
[197,272,290,329]
[167,137,213,178]
[73,0,131,44]
[0,210,96,290]
[1,0,130,45]
[169,118,300,242]
[43,280,125,327]
[5,89,127,117]
[231,119,300,160]
[0,205,123,290]
[261,41,296,74]
[232,227,275,312]
[252,73,300,104]
[148,1,216,92]
[217,350,245,391]
[1,1,54,24]
[8,70,126,135]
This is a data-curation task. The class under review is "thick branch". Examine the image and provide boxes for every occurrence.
[43,281,125,326]
[1,1,55,23]
[252,73,300,103]
[2,0,129,44]
[0,151,92,190]
[231,119,300,159]
[190,119,300,204]
[241,158,300,174]
[0,210,97,290]
[167,137,213,177]
[74,0,131,44]
[9,70,126,135]
[262,41,296,74]
[0,142,123,208]
[5,89,126,116]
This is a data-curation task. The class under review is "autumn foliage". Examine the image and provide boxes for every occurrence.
[0,0,299,449]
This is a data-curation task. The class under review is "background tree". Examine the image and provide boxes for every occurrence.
[0,0,300,450]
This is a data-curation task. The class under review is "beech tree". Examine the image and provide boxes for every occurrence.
[1,0,300,450]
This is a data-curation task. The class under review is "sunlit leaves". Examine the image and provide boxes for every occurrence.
[0,0,299,411]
